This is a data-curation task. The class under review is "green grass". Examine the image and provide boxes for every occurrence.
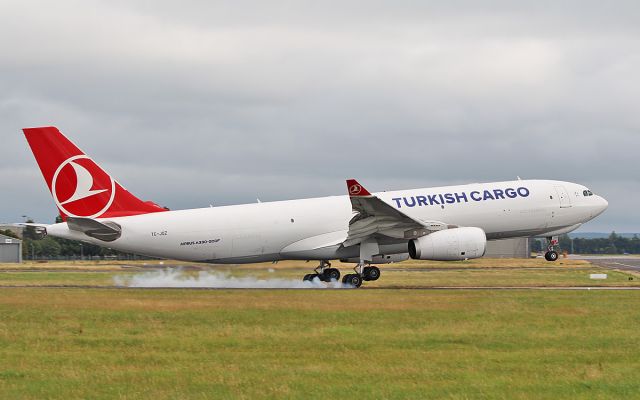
[0,259,639,399]
[0,271,116,286]
[1,289,640,399]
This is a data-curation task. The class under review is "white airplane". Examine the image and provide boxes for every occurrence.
[20,127,608,287]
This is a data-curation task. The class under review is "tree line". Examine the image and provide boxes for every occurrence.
[532,232,640,254]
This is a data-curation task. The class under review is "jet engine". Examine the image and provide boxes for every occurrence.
[408,227,486,261]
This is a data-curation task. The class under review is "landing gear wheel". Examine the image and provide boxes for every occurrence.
[544,251,558,262]
[363,266,380,281]
[342,274,363,288]
[303,273,318,282]
[322,268,341,282]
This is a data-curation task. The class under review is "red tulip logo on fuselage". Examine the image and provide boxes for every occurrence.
[52,155,115,218]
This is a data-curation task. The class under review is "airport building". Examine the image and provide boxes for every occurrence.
[485,237,531,258]
[0,233,22,263]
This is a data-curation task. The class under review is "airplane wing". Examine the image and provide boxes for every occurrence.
[343,179,451,247]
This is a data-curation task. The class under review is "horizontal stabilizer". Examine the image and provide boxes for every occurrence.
[13,222,49,239]
[67,217,121,242]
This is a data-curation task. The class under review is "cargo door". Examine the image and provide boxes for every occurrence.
[554,186,572,208]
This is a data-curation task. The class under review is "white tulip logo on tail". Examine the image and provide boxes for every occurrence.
[60,162,108,204]
[52,155,116,218]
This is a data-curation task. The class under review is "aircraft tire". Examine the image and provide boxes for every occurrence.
[342,274,363,288]
[544,251,558,262]
[322,268,341,281]
[363,266,380,281]
[303,273,317,282]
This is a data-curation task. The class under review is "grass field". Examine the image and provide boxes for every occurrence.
[1,259,640,399]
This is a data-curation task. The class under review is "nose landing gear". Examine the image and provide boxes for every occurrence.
[544,236,559,261]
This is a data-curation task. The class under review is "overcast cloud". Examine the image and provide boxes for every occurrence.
[1,0,638,231]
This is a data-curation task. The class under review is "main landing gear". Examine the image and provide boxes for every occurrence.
[341,264,381,288]
[302,261,381,288]
[544,236,559,262]
[303,260,341,283]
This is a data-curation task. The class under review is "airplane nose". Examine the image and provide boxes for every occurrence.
[596,196,608,214]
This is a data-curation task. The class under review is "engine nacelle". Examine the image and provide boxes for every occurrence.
[408,227,486,261]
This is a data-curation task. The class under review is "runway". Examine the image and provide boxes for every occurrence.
[570,255,640,272]
[2,258,639,290]
[1,285,639,290]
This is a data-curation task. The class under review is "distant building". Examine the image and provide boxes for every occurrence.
[0,233,22,263]
[485,238,531,259]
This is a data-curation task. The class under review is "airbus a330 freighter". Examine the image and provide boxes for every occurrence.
[20,127,608,287]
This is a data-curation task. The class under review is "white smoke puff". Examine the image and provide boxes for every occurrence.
[114,268,353,289]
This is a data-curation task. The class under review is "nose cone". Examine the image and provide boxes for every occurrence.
[595,195,608,216]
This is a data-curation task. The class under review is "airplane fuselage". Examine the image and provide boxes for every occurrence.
[47,179,608,263]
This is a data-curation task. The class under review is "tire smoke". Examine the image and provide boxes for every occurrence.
[114,268,353,289]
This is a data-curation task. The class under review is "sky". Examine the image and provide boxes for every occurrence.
[1,1,638,231]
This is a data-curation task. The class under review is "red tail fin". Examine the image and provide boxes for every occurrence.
[23,126,167,221]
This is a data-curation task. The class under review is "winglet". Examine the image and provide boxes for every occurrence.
[346,179,372,197]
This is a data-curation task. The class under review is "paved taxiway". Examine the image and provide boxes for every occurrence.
[570,255,640,272]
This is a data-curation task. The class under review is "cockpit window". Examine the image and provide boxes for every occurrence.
[583,190,594,196]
